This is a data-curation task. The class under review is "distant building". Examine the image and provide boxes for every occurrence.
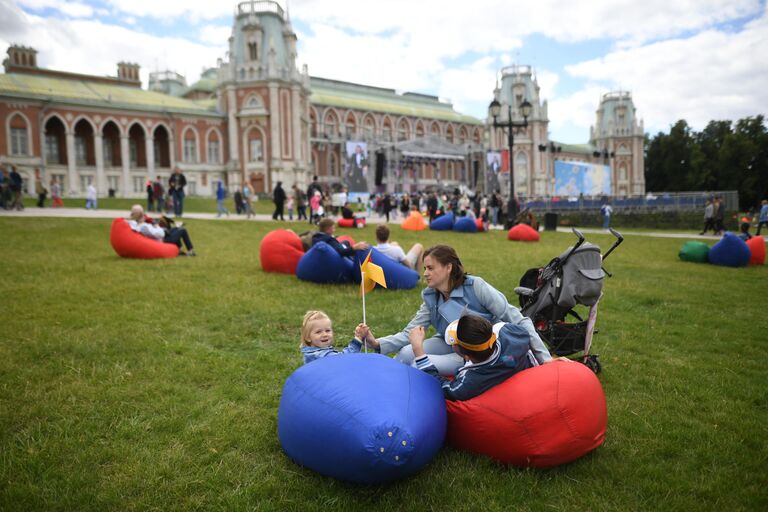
[487,65,645,197]
[0,1,643,198]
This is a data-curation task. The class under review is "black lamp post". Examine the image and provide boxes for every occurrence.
[489,97,532,228]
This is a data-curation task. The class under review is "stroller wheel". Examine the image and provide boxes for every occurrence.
[582,354,602,375]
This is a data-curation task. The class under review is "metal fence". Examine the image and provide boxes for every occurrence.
[520,191,739,213]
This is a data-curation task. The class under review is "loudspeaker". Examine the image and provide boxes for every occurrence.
[375,152,386,186]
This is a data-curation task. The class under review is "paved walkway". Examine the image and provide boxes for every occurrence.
[0,206,742,241]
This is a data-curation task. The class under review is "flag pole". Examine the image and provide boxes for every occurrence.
[361,270,367,353]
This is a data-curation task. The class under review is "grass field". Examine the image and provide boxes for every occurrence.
[0,217,766,511]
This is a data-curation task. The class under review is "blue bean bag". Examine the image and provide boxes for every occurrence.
[296,242,355,283]
[453,216,478,233]
[708,232,751,267]
[430,213,454,231]
[278,354,447,484]
[353,248,420,289]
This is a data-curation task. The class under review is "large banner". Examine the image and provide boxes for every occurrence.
[345,141,369,193]
[554,160,611,196]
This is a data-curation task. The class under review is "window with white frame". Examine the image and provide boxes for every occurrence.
[80,175,93,192]
[75,137,87,165]
[129,139,138,166]
[133,176,146,193]
[11,127,28,155]
[107,176,119,193]
[187,181,197,195]
[208,138,220,164]
[249,139,263,162]
[183,136,197,163]
[103,139,114,166]
[45,135,59,163]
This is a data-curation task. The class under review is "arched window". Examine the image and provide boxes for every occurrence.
[207,130,221,164]
[382,116,393,142]
[309,108,318,138]
[74,118,95,166]
[363,114,376,140]
[324,110,339,137]
[459,126,468,144]
[446,124,455,144]
[329,152,339,177]
[102,121,121,167]
[345,112,357,139]
[415,121,425,138]
[183,128,198,163]
[9,113,29,156]
[128,123,146,168]
[153,125,171,168]
[430,121,441,138]
[44,116,67,164]
[248,128,264,162]
[398,119,410,141]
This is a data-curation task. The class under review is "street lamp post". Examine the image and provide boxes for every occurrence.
[489,97,532,228]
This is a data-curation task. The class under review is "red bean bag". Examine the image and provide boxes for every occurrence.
[402,211,426,231]
[507,223,540,242]
[476,218,485,232]
[260,229,305,274]
[337,217,366,228]
[745,236,765,265]
[109,218,179,259]
[337,235,356,246]
[446,361,607,468]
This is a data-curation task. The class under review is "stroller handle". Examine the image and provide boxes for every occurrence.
[602,228,624,262]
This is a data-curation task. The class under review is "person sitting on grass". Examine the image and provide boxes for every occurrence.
[300,310,380,365]
[408,314,552,401]
[127,204,197,256]
[374,224,424,271]
[312,218,369,257]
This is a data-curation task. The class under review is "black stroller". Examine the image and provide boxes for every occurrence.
[514,228,624,374]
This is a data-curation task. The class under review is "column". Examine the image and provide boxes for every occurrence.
[146,136,155,179]
[227,87,240,170]
[65,130,76,196]
[268,82,281,176]
[121,135,130,197]
[291,85,302,170]
[169,137,176,169]
[94,133,105,195]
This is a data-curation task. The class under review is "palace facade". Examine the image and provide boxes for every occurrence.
[0,0,644,199]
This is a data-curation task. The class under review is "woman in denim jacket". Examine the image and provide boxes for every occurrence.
[373,245,551,376]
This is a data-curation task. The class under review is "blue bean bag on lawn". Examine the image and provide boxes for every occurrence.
[708,232,751,267]
[278,354,447,484]
[296,242,355,283]
[430,213,454,231]
[353,248,420,289]
[453,216,478,233]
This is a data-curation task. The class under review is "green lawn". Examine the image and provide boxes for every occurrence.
[1,217,766,511]
[22,196,280,215]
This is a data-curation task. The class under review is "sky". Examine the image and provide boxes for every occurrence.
[1,0,766,143]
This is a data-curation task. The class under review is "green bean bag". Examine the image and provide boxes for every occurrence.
[678,240,710,263]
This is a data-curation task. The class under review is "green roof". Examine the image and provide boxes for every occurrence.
[310,77,483,125]
[553,142,593,155]
[183,78,216,95]
[0,73,223,117]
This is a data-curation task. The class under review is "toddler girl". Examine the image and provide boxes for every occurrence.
[300,311,379,365]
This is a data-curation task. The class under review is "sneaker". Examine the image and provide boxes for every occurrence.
[187,250,197,257]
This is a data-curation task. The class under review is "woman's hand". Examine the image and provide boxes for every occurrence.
[409,326,426,358]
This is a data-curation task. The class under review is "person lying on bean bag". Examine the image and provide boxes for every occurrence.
[410,314,553,401]
[128,204,197,256]
[374,224,423,271]
[311,218,369,259]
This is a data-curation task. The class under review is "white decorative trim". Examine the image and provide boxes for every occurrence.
[205,126,225,164]
[180,125,201,163]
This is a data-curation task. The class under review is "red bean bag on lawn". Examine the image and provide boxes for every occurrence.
[336,234,356,246]
[475,218,485,232]
[109,218,179,259]
[446,361,607,468]
[745,236,765,265]
[260,229,305,274]
[402,211,427,231]
[337,217,366,228]
[508,223,540,242]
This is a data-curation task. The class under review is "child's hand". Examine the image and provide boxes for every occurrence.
[354,323,367,340]
[409,326,426,357]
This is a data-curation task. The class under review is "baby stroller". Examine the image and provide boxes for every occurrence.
[514,228,624,374]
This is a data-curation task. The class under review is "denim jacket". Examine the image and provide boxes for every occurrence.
[301,338,363,365]
[378,276,551,363]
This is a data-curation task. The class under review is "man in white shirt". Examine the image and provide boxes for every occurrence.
[374,224,423,270]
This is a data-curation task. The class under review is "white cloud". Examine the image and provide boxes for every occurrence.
[199,24,230,45]
[563,11,768,134]
[0,1,225,86]
[59,1,92,18]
